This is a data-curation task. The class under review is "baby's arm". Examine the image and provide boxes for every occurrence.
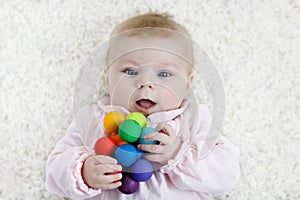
[46,119,101,199]
[162,136,240,196]
[46,124,100,199]
[46,105,121,199]
[159,107,240,196]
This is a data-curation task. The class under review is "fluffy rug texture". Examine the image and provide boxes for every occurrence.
[0,0,299,199]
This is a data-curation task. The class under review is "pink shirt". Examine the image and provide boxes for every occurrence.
[46,97,240,200]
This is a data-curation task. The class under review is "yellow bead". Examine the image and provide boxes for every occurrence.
[103,111,125,133]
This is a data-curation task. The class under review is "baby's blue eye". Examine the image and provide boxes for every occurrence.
[124,69,138,75]
[158,71,171,77]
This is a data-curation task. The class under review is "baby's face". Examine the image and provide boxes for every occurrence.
[105,35,193,115]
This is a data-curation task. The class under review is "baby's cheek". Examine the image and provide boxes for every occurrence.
[110,81,135,106]
[159,90,182,110]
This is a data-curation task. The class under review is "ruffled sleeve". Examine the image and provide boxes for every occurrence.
[46,105,103,199]
[160,104,240,196]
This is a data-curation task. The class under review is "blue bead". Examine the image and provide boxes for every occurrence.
[139,127,159,144]
[114,144,139,167]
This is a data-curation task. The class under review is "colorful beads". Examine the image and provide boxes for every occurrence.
[94,111,156,195]
[103,111,125,133]
[130,159,154,182]
[94,136,117,156]
[126,112,147,128]
[114,144,140,167]
[139,127,159,144]
[118,120,142,143]
[118,175,139,194]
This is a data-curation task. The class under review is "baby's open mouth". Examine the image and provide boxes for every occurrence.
[136,99,157,109]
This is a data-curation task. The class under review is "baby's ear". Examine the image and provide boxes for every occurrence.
[188,73,194,84]
[186,73,194,89]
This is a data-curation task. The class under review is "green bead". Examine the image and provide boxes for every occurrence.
[126,112,147,128]
[118,120,142,142]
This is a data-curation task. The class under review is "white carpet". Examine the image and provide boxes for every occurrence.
[0,0,299,199]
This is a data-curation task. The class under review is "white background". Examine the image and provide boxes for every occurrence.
[0,0,299,199]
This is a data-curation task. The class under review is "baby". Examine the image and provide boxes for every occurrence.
[46,13,240,199]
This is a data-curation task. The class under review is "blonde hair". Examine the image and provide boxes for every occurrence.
[111,13,191,37]
[106,13,193,65]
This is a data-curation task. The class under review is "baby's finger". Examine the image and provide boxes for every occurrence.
[145,132,169,145]
[156,124,175,136]
[138,144,164,153]
[102,173,123,184]
[97,181,122,190]
[143,153,163,163]
[94,164,120,175]
[155,123,167,132]
[93,155,118,165]
[103,164,122,174]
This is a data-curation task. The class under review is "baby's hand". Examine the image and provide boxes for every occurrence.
[137,124,183,166]
[82,155,122,190]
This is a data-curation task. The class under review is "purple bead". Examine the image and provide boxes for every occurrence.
[118,175,140,195]
[130,159,154,182]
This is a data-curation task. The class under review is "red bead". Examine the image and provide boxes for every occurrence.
[94,136,117,156]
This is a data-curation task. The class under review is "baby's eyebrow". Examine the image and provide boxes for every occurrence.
[160,62,177,67]
[119,59,139,66]
[119,59,177,68]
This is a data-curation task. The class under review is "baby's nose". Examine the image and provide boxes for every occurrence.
[136,72,156,89]
[138,82,155,89]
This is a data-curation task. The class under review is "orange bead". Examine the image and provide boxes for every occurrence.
[111,134,128,146]
[103,111,125,133]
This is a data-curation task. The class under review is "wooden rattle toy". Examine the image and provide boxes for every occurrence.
[94,111,155,195]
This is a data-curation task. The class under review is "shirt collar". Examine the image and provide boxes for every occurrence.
[97,97,189,123]
[97,97,130,115]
